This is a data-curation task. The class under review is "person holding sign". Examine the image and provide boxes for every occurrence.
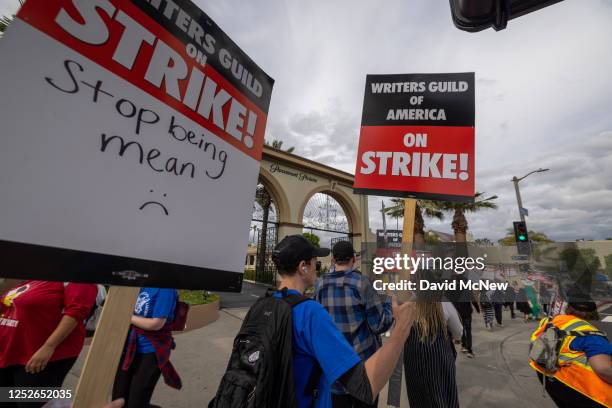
[272,235,415,408]
[0,280,97,406]
[315,240,394,408]
[113,288,180,408]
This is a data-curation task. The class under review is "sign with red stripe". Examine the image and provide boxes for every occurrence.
[0,0,274,290]
[353,73,475,203]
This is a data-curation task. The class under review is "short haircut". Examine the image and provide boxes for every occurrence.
[334,258,352,266]
[272,255,311,276]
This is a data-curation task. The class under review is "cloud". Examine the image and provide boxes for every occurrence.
[266,99,361,171]
[2,0,609,242]
[0,0,18,17]
[469,130,612,241]
[246,0,611,242]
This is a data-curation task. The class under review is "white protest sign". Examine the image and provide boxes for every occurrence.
[0,0,274,290]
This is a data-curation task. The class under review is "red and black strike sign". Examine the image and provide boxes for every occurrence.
[18,0,274,161]
[353,73,475,203]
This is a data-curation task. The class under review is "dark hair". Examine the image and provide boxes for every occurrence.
[566,304,600,321]
[272,254,311,276]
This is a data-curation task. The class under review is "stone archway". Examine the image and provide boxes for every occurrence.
[257,166,291,224]
[244,146,372,283]
[297,185,362,238]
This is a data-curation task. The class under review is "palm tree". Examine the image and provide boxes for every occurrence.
[0,1,22,35]
[383,198,444,244]
[474,237,494,246]
[438,192,498,242]
[265,139,295,153]
[424,230,442,245]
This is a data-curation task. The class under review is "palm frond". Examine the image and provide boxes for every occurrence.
[383,198,445,221]
[0,15,12,33]
[417,199,445,220]
[0,1,23,34]
[382,198,406,219]
[265,139,295,154]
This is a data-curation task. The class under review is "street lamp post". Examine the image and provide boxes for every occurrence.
[512,178,526,223]
[511,167,549,225]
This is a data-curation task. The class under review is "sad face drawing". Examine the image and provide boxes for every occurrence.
[139,189,169,216]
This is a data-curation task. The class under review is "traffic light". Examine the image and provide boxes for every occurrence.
[513,221,530,255]
[448,0,565,32]
[514,221,528,242]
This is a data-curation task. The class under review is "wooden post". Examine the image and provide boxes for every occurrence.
[73,286,140,408]
[401,199,416,247]
[398,198,417,302]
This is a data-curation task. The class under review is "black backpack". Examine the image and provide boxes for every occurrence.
[209,288,321,408]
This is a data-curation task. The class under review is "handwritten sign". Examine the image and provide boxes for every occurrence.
[0,0,274,290]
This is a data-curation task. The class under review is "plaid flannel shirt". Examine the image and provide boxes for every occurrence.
[315,268,393,394]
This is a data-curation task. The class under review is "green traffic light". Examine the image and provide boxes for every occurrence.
[518,235,526,241]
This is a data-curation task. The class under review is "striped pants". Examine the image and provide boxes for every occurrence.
[482,304,494,326]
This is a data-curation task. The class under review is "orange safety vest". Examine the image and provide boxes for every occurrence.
[529,314,612,407]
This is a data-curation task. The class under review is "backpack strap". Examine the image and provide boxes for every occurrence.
[283,294,311,308]
[267,287,312,308]
[268,287,321,405]
[551,325,608,339]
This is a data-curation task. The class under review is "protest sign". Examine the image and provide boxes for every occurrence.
[0,0,274,290]
[354,73,475,203]
[376,229,403,248]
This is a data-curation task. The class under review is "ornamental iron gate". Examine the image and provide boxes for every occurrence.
[255,225,278,285]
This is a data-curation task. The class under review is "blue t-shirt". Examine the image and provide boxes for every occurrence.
[274,289,361,408]
[132,287,177,353]
[570,335,612,358]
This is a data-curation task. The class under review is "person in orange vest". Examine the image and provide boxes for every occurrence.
[529,294,612,408]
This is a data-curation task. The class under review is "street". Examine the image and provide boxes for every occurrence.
[59,283,611,407]
[217,280,270,309]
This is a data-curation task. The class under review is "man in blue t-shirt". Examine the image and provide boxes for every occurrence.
[113,287,178,408]
[272,235,416,408]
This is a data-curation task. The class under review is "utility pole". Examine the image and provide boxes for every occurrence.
[512,176,526,223]
[511,168,549,258]
[511,168,549,227]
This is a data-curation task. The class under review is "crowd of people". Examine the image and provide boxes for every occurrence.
[225,236,610,408]
[1,236,611,408]
[0,281,180,408]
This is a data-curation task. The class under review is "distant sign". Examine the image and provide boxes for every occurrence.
[0,0,274,290]
[353,73,475,203]
[376,229,403,248]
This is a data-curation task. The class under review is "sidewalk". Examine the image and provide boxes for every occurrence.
[64,308,555,407]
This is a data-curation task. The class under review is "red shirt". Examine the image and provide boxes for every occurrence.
[0,280,97,367]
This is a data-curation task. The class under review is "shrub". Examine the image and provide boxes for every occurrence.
[178,290,219,305]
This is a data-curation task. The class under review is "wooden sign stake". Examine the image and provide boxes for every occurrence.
[73,285,140,408]
[398,198,417,302]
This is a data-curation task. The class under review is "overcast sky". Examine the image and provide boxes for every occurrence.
[1,0,610,242]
